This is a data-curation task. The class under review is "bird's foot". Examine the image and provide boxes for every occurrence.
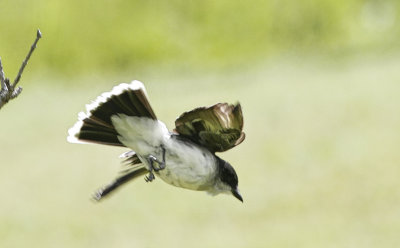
[144,146,166,182]
[148,146,166,172]
[145,172,155,182]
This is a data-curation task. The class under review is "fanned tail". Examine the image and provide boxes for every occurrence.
[67,80,157,146]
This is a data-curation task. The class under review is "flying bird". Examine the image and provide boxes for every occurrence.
[67,81,245,202]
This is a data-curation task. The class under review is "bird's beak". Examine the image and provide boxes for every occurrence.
[232,188,243,202]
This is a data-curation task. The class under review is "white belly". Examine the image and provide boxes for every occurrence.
[111,115,217,191]
[155,137,218,190]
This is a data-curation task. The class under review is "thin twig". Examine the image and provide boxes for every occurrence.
[0,29,42,110]
[12,29,42,88]
[0,57,5,87]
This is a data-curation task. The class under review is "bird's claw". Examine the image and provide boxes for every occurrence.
[150,154,166,171]
[145,146,166,182]
[145,172,155,182]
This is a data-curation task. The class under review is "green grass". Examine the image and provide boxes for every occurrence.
[1,55,400,247]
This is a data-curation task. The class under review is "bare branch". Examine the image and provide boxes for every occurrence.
[0,29,42,110]
[13,29,42,88]
[0,57,5,87]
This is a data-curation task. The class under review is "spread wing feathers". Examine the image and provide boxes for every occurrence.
[67,80,157,146]
[92,151,147,201]
[175,103,245,153]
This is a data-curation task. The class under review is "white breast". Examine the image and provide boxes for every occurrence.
[156,136,218,190]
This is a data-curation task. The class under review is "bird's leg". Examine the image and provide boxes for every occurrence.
[145,157,155,182]
[153,145,166,171]
[144,169,155,182]
[145,146,166,182]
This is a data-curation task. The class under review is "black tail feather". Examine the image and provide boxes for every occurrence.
[67,80,157,146]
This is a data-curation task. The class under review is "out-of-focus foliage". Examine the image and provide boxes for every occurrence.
[1,1,400,247]
[0,0,399,75]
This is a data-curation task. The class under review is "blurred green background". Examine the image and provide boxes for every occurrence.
[1,0,400,247]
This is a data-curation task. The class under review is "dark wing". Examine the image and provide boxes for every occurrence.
[175,103,245,153]
[92,151,147,201]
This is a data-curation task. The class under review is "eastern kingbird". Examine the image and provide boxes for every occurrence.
[67,81,245,202]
